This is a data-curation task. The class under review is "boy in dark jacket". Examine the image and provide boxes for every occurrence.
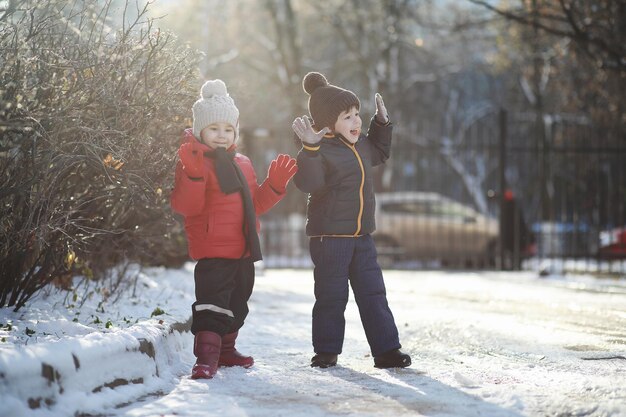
[291,72,411,369]
[171,79,297,379]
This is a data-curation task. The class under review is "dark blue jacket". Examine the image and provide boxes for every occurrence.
[294,118,392,236]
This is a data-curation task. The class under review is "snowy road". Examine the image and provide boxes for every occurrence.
[117,269,626,417]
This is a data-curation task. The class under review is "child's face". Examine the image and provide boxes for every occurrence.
[200,122,236,149]
[333,106,361,144]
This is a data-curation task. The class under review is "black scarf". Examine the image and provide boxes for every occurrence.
[207,147,262,262]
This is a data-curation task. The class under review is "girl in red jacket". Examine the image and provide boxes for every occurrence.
[171,79,297,379]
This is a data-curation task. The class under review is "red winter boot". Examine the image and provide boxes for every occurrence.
[191,331,221,379]
[219,331,254,368]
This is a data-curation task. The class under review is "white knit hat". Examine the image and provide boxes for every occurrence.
[192,79,239,140]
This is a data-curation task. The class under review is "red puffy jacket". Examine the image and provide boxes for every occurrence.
[171,129,284,260]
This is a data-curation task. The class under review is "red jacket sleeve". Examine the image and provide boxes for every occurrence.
[236,154,285,216]
[253,178,285,216]
[170,161,206,217]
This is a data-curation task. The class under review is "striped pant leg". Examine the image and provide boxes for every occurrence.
[310,237,354,354]
[349,235,400,356]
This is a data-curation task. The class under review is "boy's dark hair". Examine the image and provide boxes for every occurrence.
[340,104,359,117]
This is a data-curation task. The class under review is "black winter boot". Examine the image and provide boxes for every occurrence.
[311,353,338,368]
[374,348,411,368]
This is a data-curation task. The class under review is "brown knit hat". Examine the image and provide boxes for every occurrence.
[303,72,360,130]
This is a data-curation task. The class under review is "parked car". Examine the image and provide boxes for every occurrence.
[373,192,498,267]
[598,226,626,259]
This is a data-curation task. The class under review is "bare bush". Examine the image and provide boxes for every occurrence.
[0,0,201,310]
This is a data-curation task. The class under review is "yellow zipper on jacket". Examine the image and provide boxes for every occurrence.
[339,137,365,236]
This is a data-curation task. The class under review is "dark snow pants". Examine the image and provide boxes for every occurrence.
[309,235,401,357]
[191,257,255,336]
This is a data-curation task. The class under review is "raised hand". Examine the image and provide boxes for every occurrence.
[178,141,208,179]
[292,116,330,145]
[267,154,298,193]
[375,93,389,124]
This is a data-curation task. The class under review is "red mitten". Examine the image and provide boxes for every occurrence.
[267,154,298,193]
[178,141,207,179]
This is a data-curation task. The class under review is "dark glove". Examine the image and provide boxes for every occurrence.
[267,154,298,193]
[178,141,208,179]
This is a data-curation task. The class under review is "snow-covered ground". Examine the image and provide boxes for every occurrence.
[1,265,625,417]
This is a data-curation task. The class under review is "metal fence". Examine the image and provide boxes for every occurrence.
[252,109,626,275]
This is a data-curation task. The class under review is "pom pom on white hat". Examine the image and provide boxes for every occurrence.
[192,79,240,140]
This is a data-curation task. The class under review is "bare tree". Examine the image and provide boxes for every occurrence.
[468,0,626,74]
[467,0,626,223]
